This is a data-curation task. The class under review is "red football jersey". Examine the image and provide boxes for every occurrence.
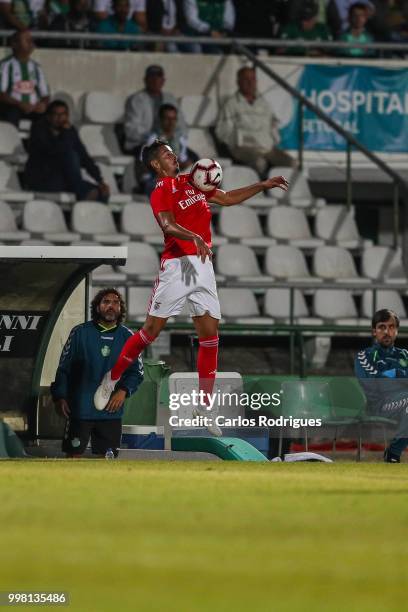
[150,174,215,261]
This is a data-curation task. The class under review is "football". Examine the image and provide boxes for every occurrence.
[190,158,223,192]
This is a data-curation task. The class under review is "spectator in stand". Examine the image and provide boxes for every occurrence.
[367,0,408,43]
[124,64,187,155]
[141,103,197,193]
[278,1,331,56]
[24,100,110,201]
[183,0,235,53]
[96,0,140,49]
[46,0,70,24]
[339,2,375,56]
[216,66,295,177]
[332,0,373,32]
[146,0,184,52]
[287,0,342,39]
[0,30,50,127]
[93,0,146,30]
[49,0,93,37]
[0,0,47,30]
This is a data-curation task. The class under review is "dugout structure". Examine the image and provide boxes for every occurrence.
[0,246,126,438]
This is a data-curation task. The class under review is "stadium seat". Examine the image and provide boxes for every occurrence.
[121,202,163,245]
[91,264,126,284]
[122,241,160,281]
[187,128,231,168]
[264,288,322,324]
[313,246,370,284]
[72,201,130,244]
[267,207,324,248]
[210,222,227,246]
[218,206,275,248]
[0,122,26,162]
[315,205,370,248]
[78,125,132,166]
[20,239,52,245]
[180,95,217,127]
[361,246,407,285]
[267,167,326,209]
[313,289,369,325]
[362,289,408,324]
[122,162,138,195]
[0,160,33,203]
[84,91,125,124]
[216,244,274,284]
[95,163,132,204]
[0,200,30,242]
[218,288,274,324]
[265,245,322,283]
[127,286,152,322]
[222,165,276,208]
[23,200,80,243]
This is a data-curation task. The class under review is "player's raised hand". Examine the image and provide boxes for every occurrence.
[262,175,289,191]
[193,235,212,263]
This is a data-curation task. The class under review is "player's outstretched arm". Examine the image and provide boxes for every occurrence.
[210,175,289,207]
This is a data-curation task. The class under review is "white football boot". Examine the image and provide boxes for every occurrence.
[192,405,222,437]
[94,370,116,411]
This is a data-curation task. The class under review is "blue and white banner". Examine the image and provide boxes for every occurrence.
[280,65,408,152]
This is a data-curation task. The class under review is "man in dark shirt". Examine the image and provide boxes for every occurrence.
[24,99,110,201]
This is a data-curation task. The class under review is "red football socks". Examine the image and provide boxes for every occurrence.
[111,329,156,380]
[197,335,219,403]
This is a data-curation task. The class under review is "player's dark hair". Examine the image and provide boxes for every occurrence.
[348,2,368,17]
[46,100,69,115]
[159,103,178,119]
[141,139,169,171]
[372,309,400,330]
[91,287,126,324]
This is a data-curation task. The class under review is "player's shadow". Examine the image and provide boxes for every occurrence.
[181,258,199,287]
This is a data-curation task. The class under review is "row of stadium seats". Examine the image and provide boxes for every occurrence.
[89,241,406,287]
[0,199,367,250]
[104,286,408,326]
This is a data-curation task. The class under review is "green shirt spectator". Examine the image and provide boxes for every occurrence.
[96,0,139,49]
[278,1,331,56]
[339,1,375,56]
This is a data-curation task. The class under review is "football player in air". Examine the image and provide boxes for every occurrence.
[95,140,288,434]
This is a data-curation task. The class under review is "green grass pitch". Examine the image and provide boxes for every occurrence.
[1,461,408,612]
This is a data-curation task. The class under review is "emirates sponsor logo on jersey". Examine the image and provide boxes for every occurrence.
[178,192,206,210]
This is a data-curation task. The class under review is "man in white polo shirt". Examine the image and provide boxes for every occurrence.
[0,30,50,126]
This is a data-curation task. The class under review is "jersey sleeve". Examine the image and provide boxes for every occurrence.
[150,178,174,215]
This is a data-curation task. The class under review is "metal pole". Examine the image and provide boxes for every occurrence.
[346,141,352,210]
[289,288,295,374]
[393,182,400,249]
[298,102,304,171]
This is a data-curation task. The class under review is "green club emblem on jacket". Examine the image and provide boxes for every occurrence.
[101,345,111,357]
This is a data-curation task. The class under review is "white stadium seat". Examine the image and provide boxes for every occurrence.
[128,287,152,322]
[23,200,80,243]
[313,289,369,325]
[222,165,276,208]
[362,246,407,285]
[362,289,408,325]
[267,167,326,208]
[313,246,370,284]
[0,122,26,161]
[95,163,132,204]
[79,125,132,165]
[264,288,322,325]
[92,264,126,284]
[121,203,162,245]
[122,241,160,281]
[187,129,231,168]
[218,206,275,248]
[0,200,30,242]
[218,288,274,325]
[0,160,33,203]
[180,95,217,127]
[265,245,321,283]
[84,91,125,124]
[216,244,274,284]
[315,205,370,248]
[267,207,323,248]
[72,201,130,244]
